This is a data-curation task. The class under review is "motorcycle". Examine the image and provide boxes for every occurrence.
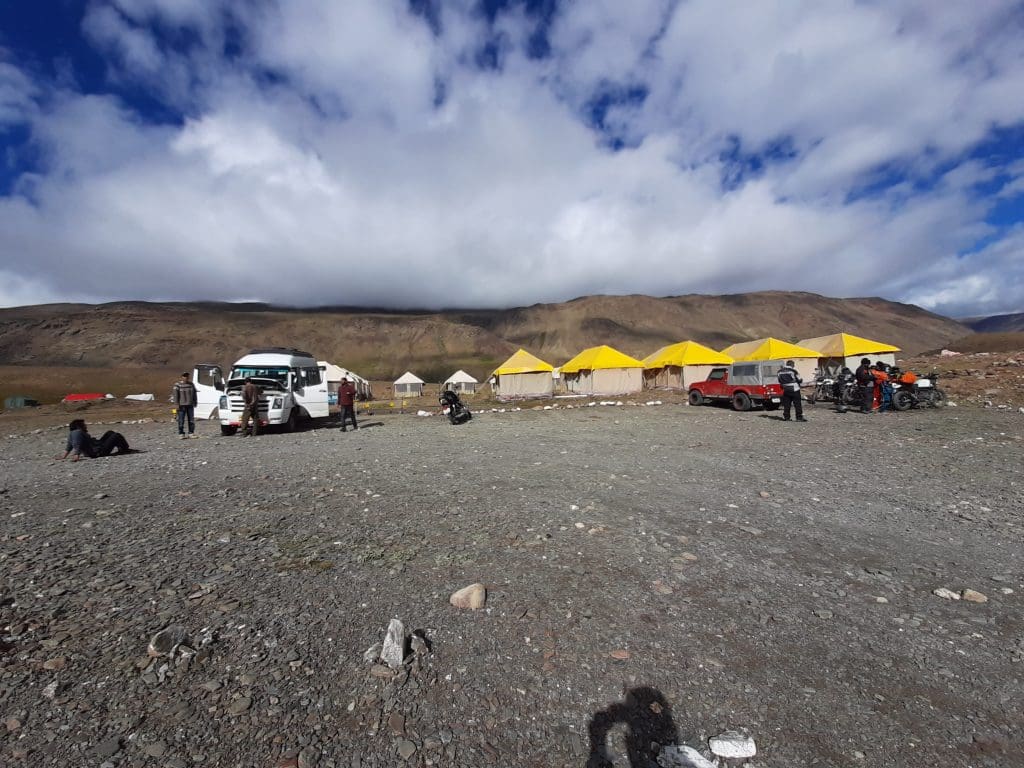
[890,370,945,411]
[439,389,472,425]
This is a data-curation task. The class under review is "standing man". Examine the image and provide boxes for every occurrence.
[172,372,198,439]
[241,377,261,437]
[338,376,358,432]
[777,360,807,422]
[855,358,874,413]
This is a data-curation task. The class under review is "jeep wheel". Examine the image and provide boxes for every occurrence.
[731,392,751,412]
[220,425,237,436]
[688,390,704,406]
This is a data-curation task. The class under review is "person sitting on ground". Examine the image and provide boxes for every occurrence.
[56,419,132,461]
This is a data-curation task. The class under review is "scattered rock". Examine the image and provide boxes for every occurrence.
[397,740,416,760]
[42,656,67,670]
[449,583,486,610]
[608,649,631,660]
[227,695,252,715]
[381,618,407,669]
[814,609,833,619]
[658,744,718,768]
[388,712,405,736]
[148,625,189,657]
[4,717,22,732]
[652,579,674,595]
[709,729,757,759]
[758,491,770,498]
[144,741,167,758]
[369,664,395,679]
[92,737,122,759]
[933,588,961,600]
[962,589,988,603]
[363,643,382,663]
[410,634,429,656]
[41,681,58,699]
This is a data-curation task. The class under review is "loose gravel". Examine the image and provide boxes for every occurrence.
[1,403,1022,767]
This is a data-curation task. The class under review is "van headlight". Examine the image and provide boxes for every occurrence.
[219,396,227,408]
[272,397,283,409]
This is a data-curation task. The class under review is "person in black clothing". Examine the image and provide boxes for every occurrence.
[855,357,874,413]
[56,419,131,461]
[777,360,806,421]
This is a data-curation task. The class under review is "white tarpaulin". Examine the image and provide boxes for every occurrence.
[125,393,155,401]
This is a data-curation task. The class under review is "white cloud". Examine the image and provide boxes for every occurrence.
[0,0,1021,315]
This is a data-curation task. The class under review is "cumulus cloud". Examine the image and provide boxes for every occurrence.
[0,0,1022,314]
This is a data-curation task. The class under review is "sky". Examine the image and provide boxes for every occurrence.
[1,1,1023,318]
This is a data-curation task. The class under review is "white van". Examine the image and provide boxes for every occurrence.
[193,348,329,435]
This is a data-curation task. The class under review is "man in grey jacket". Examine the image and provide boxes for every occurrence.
[777,360,807,422]
[172,372,198,438]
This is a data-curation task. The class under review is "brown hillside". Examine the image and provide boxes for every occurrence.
[0,292,967,402]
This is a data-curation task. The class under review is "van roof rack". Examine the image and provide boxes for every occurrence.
[247,347,314,357]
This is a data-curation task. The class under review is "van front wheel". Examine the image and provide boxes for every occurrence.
[285,409,299,432]
[220,425,237,436]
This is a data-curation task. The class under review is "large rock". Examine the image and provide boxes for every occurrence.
[658,744,717,768]
[381,618,407,669]
[449,583,486,610]
[709,729,756,759]
[148,625,189,657]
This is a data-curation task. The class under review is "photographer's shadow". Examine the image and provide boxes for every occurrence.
[586,686,677,767]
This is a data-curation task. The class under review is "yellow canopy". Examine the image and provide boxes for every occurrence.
[643,341,733,369]
[561,345,644,373]
[797,332,900,357]
[721,337,823,361]
[491,348,554,377]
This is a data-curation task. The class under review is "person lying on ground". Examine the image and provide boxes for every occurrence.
[56,419,133,461]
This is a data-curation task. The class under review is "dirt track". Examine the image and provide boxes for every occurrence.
[1,403,1022,767]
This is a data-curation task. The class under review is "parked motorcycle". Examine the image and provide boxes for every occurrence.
[439,389,472,425]
[890,370,945,410]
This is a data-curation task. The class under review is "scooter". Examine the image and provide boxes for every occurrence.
[439,389,472,425]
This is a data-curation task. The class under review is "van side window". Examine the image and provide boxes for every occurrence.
[304,367,321,386]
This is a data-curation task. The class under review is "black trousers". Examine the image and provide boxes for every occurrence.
[782,391,803,419]
[97,431,130,456]
[861,384,874,412]
[340,405,358,430]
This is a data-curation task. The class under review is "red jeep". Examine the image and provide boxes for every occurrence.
[688,363,783,411]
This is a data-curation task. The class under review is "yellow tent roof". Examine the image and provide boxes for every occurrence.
[797,332,900,357]
[492,348,554,377]
[721,337,823,361]
[561,345,644,373]
[643,341,734,369]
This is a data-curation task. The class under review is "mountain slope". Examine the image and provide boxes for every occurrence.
[963,312,1024,333]
[0,292,968,382]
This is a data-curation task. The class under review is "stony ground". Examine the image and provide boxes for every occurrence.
[1,401,1022,768]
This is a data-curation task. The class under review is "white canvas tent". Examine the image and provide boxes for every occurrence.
[490,349,555,400]
[443,370,478,394]
[393,371,425,397]
[319,361,372,401]
[560,345,644,395]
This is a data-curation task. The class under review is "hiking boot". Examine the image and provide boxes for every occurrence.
[179,434,188,440]
[797,416,808,422]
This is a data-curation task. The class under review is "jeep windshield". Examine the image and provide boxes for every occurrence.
[228,366,289,391]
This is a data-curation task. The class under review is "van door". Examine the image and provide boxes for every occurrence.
[193,364,225,419]
[295,365,329,419]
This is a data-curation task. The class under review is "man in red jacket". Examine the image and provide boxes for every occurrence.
[338,377,358,432]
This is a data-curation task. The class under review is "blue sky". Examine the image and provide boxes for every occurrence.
[1,0,1023,317]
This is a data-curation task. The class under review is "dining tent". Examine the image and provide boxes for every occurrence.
[490,349,555,399]
[443,369,479,394]
[720,338,823,381]
[561,345,644,395]
[393,371,425,398]
[797,333,900,374]
[642,341,734,389]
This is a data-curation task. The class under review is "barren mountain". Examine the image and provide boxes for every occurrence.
[0,292,966,387]
[963,311,1024,333]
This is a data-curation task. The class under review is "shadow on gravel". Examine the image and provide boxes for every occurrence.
[586,687,677,767]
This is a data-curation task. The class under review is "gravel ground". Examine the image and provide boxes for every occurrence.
[1,403,1022,768]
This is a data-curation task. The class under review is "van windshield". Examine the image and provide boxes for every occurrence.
[230,366,290,386]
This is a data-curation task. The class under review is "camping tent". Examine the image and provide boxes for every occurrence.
[319,361,372,402]
[3,395,39,409]
[443,370,479,394]
[560,345,644,395]
[797,333,900,374]
[642,341,734,389]
[490,349,555,400]
[393,371,425,398]
[720,338,823,381]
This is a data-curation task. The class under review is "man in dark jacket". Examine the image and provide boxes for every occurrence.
[172,372,198,438]
[855,358,874,413]
[777,360,806,421]
[241,377,261,436]
[338,377,358,432]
